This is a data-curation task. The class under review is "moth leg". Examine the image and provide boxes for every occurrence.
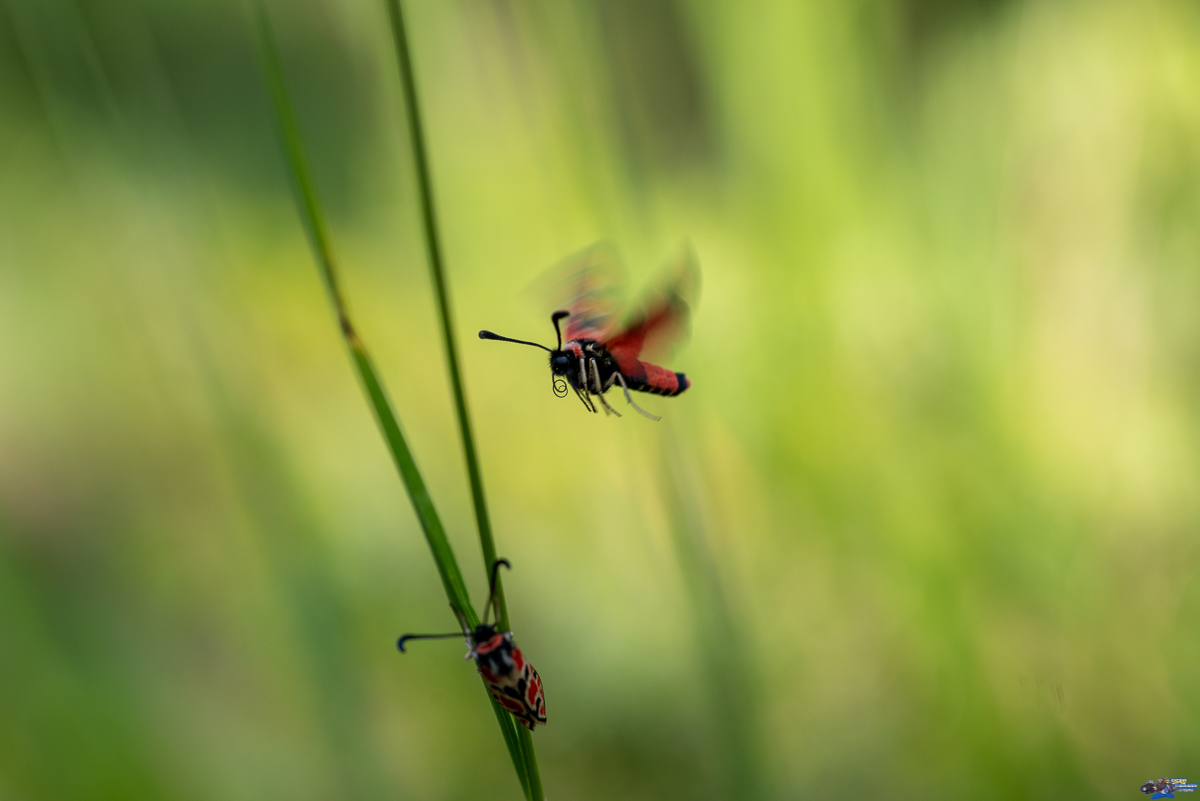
[588,359,612,415]
[591,363,612,415]
[615,373,661,421]
[572,386,594,412]
[591,360,621,417]
[596,390,619,416]
[578,356,596,413]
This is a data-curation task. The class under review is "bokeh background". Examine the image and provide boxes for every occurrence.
[3,0,1200,798]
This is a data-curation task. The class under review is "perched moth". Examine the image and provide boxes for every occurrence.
[397,559,546,731]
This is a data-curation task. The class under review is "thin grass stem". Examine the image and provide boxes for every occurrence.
[381,2,544,798]
[254,7,533,792]
[659,427,763,801]
[256,4,473,615]
[381,0,507,626]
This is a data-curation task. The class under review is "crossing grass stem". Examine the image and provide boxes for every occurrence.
[255,6,541,797]
[381,0,542,796]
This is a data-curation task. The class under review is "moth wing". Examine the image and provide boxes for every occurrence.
[606,245,698,374]
[509,662,546,729]
[484,649,547,730]
[489,683,531,721]
[530,242,625,342]
[526,665,548,726]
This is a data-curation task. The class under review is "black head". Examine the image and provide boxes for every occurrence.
[549,350,571,375]
[471,622,499,645]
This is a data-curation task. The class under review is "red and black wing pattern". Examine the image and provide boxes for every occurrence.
[539,243,623,343]
[474,634,547,730]
[483,651,546,731]
[605,248,697,396]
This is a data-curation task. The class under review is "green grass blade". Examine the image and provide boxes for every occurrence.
[659,428,763,801]
[256,5,539,794]
[255,4,476,621]
[516,727,544,800]
[490,695,531,798]
[381,3,544,798]
[348,346,475,613]
[249,9,554,789]
[381,0,510,628]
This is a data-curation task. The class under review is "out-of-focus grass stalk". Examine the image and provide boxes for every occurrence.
[381,2,543,798]
[11,3,392,793]
[660,428,763,801]
[254,7,532,795]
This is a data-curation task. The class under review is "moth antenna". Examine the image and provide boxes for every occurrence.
[479,331,552,351]
[551,311,569,350]
[397,632,466,652]
[483,558,512,627]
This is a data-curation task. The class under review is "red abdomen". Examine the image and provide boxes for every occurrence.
[634,362,690,396]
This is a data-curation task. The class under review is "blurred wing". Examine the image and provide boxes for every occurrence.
[606,245,699,373]
[533,242,624,342]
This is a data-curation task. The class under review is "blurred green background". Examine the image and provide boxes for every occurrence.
[3,0,1200,798]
